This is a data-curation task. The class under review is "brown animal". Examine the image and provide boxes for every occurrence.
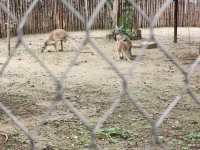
[41,29,68,53]
[114,33,133,61]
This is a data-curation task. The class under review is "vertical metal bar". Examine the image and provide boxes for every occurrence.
[174,0,178,43]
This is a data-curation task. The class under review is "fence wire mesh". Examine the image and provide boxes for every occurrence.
[0,0,200,149]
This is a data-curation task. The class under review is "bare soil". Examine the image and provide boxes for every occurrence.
[0,28,200,150]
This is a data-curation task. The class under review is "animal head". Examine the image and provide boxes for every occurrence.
[111,26,124,41]
[113,26,123,35]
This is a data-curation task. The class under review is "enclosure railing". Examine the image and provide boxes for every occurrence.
[0,0,200,149]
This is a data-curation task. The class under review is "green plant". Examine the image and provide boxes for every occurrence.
[185,131,200,141]
[96,127,131,143]
[118,1,139,40]
[107,0,113,6]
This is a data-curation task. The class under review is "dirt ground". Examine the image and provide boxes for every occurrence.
[0,28,200,150]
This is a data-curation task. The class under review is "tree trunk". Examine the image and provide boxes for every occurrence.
[112,0,119,27]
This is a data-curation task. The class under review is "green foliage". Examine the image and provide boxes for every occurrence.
[169,139,189,150]
[118,13,132,33]
[117,1,139,40]
[96,127,131,143]
[185,131,200,141]
[115,23,137,40]
[107,0,113,6]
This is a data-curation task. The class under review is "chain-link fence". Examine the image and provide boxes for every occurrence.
[0,0,200,149]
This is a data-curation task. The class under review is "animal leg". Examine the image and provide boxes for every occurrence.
[113,43,120,60]
[123,49,132,62]
[119,49,123,60]
[53,42,58,52]
[60,40,64,52]
[117,42,124,60]
[41,42,47,53]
